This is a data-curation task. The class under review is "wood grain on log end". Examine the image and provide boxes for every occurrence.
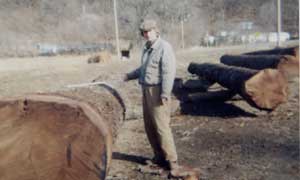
[244,69,288,110]
[0,94,113,180]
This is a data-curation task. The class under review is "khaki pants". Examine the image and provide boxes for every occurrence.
[142,85,178,162]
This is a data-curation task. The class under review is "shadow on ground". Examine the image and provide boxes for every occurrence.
[112,152,149,165]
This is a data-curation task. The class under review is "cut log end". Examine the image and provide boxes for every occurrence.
[244,69,288,110]
[0,95,112,180]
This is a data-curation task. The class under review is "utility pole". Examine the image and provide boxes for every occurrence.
[113,0,121,59]
[276,0,282,47]
[180,0,189,50]
[181,19,185,49]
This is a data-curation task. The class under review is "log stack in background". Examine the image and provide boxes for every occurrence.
[221,46,299,78]
[0,86,125,180]
[187,63,288,110]
[175,46,298,112]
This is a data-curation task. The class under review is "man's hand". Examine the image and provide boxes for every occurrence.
[161,97,168,105]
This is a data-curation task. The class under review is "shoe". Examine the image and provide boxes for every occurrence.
[145,156,168,168]
[138,164,164,175]
[169,164,201,179]
[168,161,180,171]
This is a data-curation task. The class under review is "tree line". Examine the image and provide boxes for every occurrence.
[0,0,298,56]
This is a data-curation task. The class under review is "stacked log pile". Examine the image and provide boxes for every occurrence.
[187,63,288,110]
[175,46,298,111]
[0,86,125,180]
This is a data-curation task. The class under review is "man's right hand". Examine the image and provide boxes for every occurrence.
[123,74,129,82]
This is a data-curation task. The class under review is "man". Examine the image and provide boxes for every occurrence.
[124,19,179,171]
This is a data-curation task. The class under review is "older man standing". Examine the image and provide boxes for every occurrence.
[124,19,179,172]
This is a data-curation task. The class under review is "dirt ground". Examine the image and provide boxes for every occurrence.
[0,43,299,180]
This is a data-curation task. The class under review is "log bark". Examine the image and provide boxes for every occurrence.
[0,86,125,180]
[243,46,299,58]
[188,63,288,110]
[220,55,299,77]
[187,90,237,102]
[172,78,235,102]
[91,77,181,120]
[181,79,215,92]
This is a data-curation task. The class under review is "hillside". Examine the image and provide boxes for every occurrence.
[0,0,298,57]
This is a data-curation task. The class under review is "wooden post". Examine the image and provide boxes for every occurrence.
[181,19,185,49]
[188,63,288,110]
[113,0,121,59]
[0,86,125,180]
[277,0,282,47]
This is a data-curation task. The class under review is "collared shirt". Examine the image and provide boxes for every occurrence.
[127,37,176,99]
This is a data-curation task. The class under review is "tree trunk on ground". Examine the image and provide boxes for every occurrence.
[91,77,181,120]
[243,46,299,58]
[220,55,299,77]
[187,90,237,102]
[0,86,125,180]
[178,79,215,92]
[188,63,288,110]
[172,78,236,103]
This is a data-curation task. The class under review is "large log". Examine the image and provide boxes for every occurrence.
[220,55,299,77]
[91,77,181,120]
[172,78,236,102]
[187,90,237,102]
[243,46,299,58]
[0,86,125,180]
[188,63,288,110]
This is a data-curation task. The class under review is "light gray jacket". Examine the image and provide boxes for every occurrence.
[127,37,176,99]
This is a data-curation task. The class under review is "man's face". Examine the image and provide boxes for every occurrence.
[142,29,157,42]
